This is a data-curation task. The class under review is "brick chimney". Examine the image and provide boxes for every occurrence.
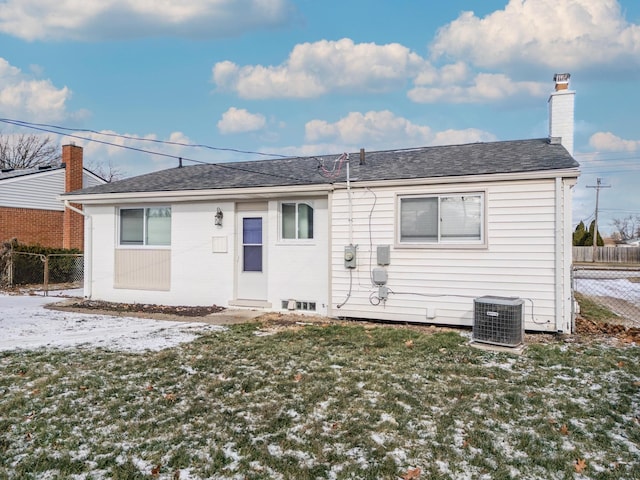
[62,144,84,250]
[548,73,575,156]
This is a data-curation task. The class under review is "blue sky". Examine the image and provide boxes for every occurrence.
[1,0,639,235]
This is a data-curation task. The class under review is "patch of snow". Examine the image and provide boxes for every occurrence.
[267,444,283,457]
[379,413,397,425]
[0,293,224,352]
[371,432,386,445]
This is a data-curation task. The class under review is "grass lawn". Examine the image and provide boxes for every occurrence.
[1,321,639,479]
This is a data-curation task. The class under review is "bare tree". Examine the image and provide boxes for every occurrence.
[611,215,640,241]
[0,133,61,169]
[85,158,125,182]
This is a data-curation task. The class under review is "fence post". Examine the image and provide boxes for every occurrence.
[42,255,49,297]
[8,248,13,287]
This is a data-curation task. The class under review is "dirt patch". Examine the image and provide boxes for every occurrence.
[38,296,640,346]
[55,299,225,317]
[575,316,640,344]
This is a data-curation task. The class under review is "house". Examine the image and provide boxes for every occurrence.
[0,144,105,250]
[61,74,580,332]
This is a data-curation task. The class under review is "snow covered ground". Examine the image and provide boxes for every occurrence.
[0,290,223,352]
[574,278,640,308]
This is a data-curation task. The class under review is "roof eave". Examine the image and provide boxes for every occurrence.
[58,183,334,204]
[334,167,581,189]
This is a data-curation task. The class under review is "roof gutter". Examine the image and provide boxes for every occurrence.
[59,184,334,205]
[63,200,92,299]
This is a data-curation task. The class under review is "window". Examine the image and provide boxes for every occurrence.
[281,202,313,240]
[119,207,171,246]
[243,217,262,272]
[399,193,483,244]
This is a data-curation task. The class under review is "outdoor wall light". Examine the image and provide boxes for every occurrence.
[214,207,223,226]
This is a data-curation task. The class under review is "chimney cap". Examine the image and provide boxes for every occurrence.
[553,73,571,91]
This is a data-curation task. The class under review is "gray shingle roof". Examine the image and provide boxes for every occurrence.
[0,165,63,180]
[64,138,579,196]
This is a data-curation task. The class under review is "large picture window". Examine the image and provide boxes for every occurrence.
[119,207,171,246]
[281,202,313,240]
[399,193,483,244]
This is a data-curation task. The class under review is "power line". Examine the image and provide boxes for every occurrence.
[0,117,292,160]
[0,117,327,184]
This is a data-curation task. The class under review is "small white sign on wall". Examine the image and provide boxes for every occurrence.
[212,236,228,253]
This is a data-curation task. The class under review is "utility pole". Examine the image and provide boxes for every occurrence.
[586,178,611,262]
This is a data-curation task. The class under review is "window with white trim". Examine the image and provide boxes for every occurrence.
[399,193,483,244]
[119,207,171,246]
[281,202,313,240]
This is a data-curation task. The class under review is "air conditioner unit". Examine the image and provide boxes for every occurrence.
[473,296,524,347]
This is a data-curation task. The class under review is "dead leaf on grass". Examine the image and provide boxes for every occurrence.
[575,458,587,473]
[294,373,303,382]
[151,464,161,476]
[559,424,569,435]
[164,393,177,402]
[401,467,421,479]
[405,339,414,349]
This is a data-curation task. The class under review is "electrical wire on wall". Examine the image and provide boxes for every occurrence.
[366,187,378,287]
[336,268,353,309]
[384,289,547,326]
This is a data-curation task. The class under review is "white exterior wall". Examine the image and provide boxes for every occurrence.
[85,198,329,311]
[329,178,572,332]
[549,90,575,156]
[266,198,329,316]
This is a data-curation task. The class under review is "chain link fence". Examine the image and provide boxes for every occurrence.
[2,251,83,295]
[572,266,640,326]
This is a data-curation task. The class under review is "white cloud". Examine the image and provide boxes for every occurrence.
[0,58,71,122]
[62,130,200,177]
[0,0,294,41]
[409,71,546,103]
[305,110,496,149]
[589,132,640,152]
[217,107,266,134]
[431,0,640,70]
[212,38,426,99]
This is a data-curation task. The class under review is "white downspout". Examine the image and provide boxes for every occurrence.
[64,200,92,298]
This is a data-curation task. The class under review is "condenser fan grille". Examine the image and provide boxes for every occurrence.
[473,296,524,347]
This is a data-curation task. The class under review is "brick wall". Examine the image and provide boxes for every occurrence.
[0,206,63,248]
[0,144,85,250]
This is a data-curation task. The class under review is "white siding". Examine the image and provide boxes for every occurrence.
[0,170,65,210]
[0,169,103,210]
[329,179,568,332]
[83,172,103,189]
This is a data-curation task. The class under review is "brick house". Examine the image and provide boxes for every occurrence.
[0,144,105,250]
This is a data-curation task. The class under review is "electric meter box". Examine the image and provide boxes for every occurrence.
[344,245,357,269]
